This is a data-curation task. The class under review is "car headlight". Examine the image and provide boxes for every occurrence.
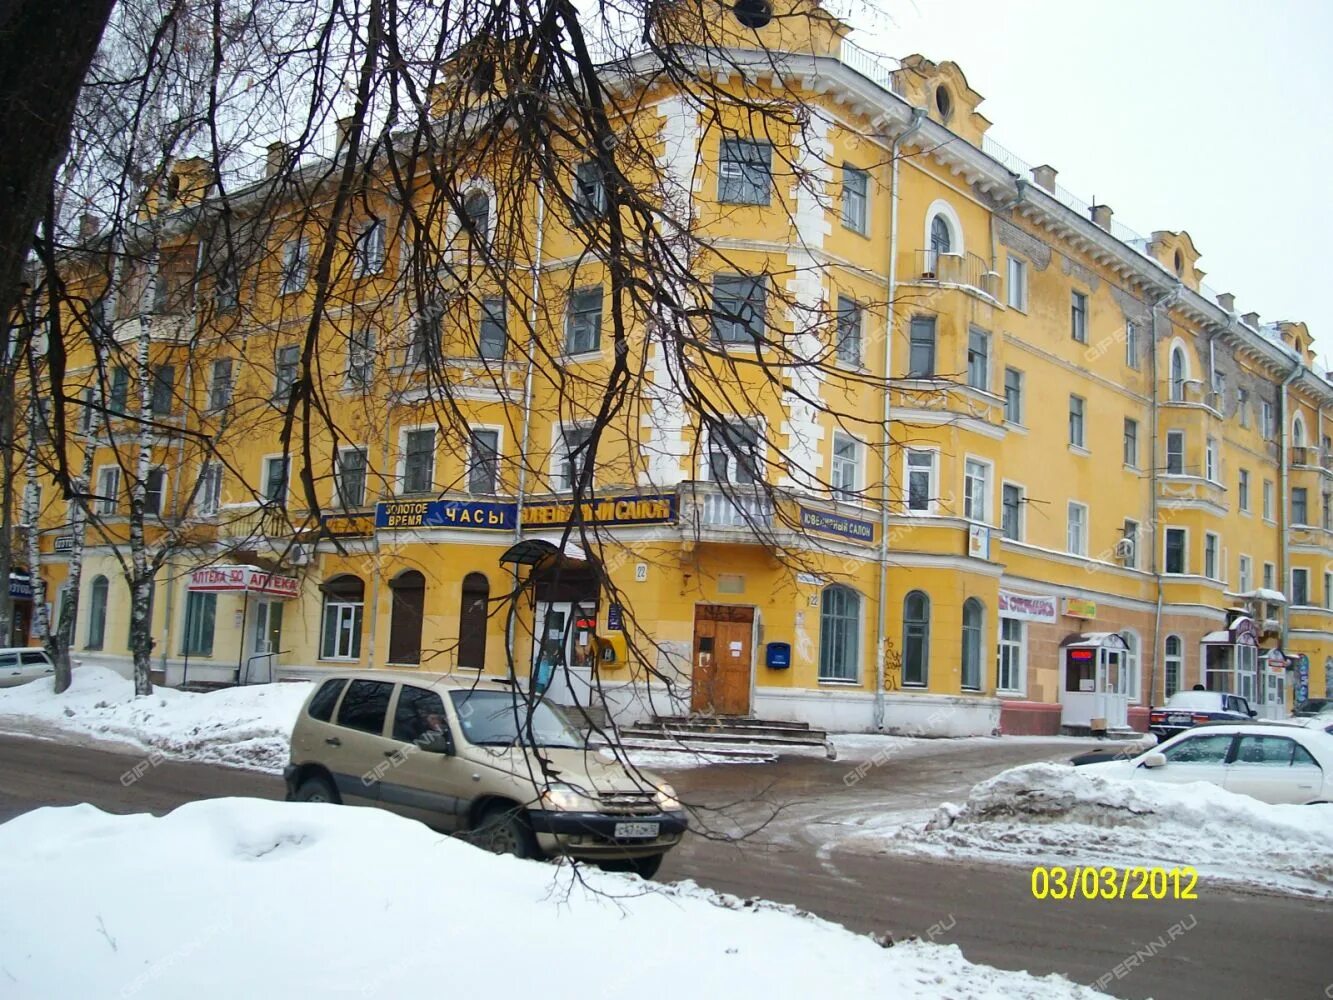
[653,783,681,811]
[541,784,598,812]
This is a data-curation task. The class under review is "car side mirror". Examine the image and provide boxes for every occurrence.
[1248,710,1258,718]
[416,729,454,755]
[1140,752,1167,769]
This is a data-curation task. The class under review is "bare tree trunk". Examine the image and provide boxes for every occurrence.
[0,375,14,646]
[127,243,157,696]
[23,394,51,653]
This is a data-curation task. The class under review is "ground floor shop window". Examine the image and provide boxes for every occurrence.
[961,598,983,690]
[819,585,860,682]
[997,617,1024,693]
[182,591,217,656]
[1205,643,1257,702]
[86,575,108,650]
[902,590,930,686]
[1163,635,1183,698]
[320,575,365,661]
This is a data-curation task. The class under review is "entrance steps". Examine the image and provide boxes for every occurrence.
[618,716,833,754]
[1060,725,1145,740]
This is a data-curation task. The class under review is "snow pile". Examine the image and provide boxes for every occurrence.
[911,763,1333,897]
[0,667,311,772]
[0,798,1109,999]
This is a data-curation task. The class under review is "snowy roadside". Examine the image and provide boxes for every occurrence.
[0,667,312,773]
[836,762,1333,899]
[0,797,1112,999]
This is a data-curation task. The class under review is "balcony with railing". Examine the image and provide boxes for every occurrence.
[1157,462,1227,510]
[215,505,302,542]
[678,480,774,539]
[1290,446,1333,473]
[907,250,999,301]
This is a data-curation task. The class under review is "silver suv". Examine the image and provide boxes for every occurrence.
[284,671,686,878]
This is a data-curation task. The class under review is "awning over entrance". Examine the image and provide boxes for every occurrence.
[1202,616,1259,646]
[1059,631,1128,650]
[499,538,590,567]
[187,565,299,599]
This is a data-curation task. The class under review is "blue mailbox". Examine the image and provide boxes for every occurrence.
[765,642,792,669]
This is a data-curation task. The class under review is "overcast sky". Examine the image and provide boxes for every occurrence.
[836,0,1333,358]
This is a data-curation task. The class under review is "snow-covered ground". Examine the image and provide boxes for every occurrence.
[0,667,311,773]
[839,762,1333,899]
[0,798,1109,999]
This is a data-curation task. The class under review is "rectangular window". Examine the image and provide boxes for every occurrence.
[831,433,860,501]
[1166,430,1185,475]
[280,236,309,294]
[1293,486,1308,526]
[409,309,441,367]
[997,617,1025,693]
[354,219,386,276]
[559,425,594,491]
[1263,479,1274,521]
[109,366,130,414]
[1121,519,1139,568]
[964,459,988,523]
[322,600,363,661]
[79,388,96,433]
[145,467,166,516]
[1004,367,1023,424]
[1071,290,1088,343]
[402,429,436,494]
[906,450,934,512]
[1067,502,1087,555]
[336,448,368,508]
[1263,562,1275,590]
[1239,555,1252,593]
[150,365,175,415]
[209,359,233,411]
[263,456,289,503]
[182,591,217,656]
[1324,493,1332,531]
[348,328,374,387]
[198,462,222,516]
[1165,527,1187,575]
[1205,437,1219,482]
[1292,568,1310,606]
[1261,400,1274,440]
[1006,256,1027,311]
[574,161,607,219]
[1123,418,1138,467]
[835,296,862,366]
[712,275,766,345]
[479,298,507,360]
[1238,469,1250,512]
[1001,483,1022,541]
[841,165,868,234]
[275,345,299,401]
[1325,571,1332,611]
[1204,532,1219,580]
[468,429,500,494]
[707,421,760,485]
[1238,388,1250,428]
[908,316,936,377]
[1068,395,1085,448]
[565,288,602,355]
[718,138,772,205]
[967,327,989,390]
[97,467,120,515]
[1125,321,1139,369]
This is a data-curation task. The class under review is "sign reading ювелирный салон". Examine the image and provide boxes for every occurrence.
[374,494,677,531]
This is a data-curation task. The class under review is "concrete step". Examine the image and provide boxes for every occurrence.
[597,739,780,760]
[650,715,816,733]
[620,723,829,748]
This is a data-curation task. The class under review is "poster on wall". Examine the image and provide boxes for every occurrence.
[997,590,1057,623]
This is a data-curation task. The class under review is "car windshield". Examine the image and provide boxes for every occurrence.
[449,690,585,749]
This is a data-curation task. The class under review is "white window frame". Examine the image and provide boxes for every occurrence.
[1163,635,1184,700]
[1070,290,1088,343]
[1066,501,1088,556]
[557,422,597,491]
[1205,436,1219,483]
[354,218,386,277]
[1122,417,1139,469]
[1238,468,1250,513]
[397,425,437,496]
[963,457,991,524]
[904,448,938,514]
[1165,429,1185,475]
[467,425,503,495]
[1005,256,1027,312]
[997,616,1026,694]
[1263,562,1276,591]
[818,584,863,683]
[1000,481,1024,542]
[840,164,869,236]
[1125,321,1139,370]
[1263,479,1275,522]
[95,465,120,515]
[830,431,861,502]
[334,445,370,508]
[198,462,223,517]
[280,236,309,294]
[923,199,964,260]
[261,454,289,504]
[1239,554,1253,594]
[1068,394,1086,449]
[966,327,990,391]
[1291,567,1310,607]
[1003,367,1023,425]
[1204,531,1220,581]
[1120,630,1142,703]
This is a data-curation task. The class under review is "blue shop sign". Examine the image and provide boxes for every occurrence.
[376,499,517,531]
[8,573,33,600]
[798,506,875,543]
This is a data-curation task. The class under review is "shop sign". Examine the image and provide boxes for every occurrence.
[53,535,74,553]
[188,565,299,599]
[376,499,516,531]
[998,590,1057,624]
[1294,654,1310,704]
[606,603,624,631]
[1063,598,1098,620]
[521,494,676,528]
[1232,617,1259,646]
[798,506,875,542]
[8,572,32,601]
[967,523,990,560]
[320,512,375,538]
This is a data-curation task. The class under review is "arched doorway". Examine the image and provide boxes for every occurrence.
[457,572,489,669]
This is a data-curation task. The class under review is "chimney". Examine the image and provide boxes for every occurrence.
[79,213,100,241]
[1090,203,1113,231]
[1030,164,1058,193]
[1242,311,1261,329]
[1215,292,1236,313]
[265,141,292,178]
[335,116,357,153]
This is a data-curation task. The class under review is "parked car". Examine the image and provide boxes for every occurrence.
[1068,733,1158,766]
[0,647,55,688]
[284,671,687,878]
[1289,716,1333,737]
[1082,721,1333,804]
[1293,698,1333,718]
[1148,689,1255,739]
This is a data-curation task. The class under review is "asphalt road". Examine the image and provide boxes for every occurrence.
[0,733,1328,1000]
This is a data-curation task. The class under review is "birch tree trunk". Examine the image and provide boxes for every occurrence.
[128,242,158,696]
[23,395,51,657]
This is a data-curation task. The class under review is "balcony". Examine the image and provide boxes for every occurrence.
[909,250,999,301]
[1290,446,1333,472]
[216,505,301,542]
[679,481,774,539]
[1160,380,1223,416]
[1157,465,1226,511]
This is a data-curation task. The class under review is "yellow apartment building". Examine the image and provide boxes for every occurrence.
[12,0,1330,735]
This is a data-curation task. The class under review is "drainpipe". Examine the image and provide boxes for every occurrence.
[507,176,547,671]
[1278,357,1303,651]
[1148,283,1182,706]
[873,107,926,731]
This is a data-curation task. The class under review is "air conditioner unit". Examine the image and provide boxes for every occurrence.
[288,544,312,566]
[1113,537,1135,562]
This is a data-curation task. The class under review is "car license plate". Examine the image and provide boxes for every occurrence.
[613,822,659,839]
[1168,714,1191,725]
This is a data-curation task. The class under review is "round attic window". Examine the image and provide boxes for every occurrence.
[732,0,772,29]
[1174,249,1185,275]
[935,85,953,121]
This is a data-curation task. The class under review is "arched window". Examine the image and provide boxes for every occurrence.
[929,214,952,256]
[1164,635,1183,698]
[463,190,490,246]
[86,575,108,650]
[1293,415,1306,448]
[960,598,983,691]
[818,585,861,682]
[458,572,490,669]
[1169,346,1187,401]
[902,590,930,686]
[1120,630,1140,701]
[388,570,426,665]
[320,575,364,661]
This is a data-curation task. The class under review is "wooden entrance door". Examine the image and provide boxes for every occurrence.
[691,605,754,716]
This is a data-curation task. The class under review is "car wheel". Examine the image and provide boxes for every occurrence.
[294,775,338,804]
[598,853,665,880]
[475,804,537,860]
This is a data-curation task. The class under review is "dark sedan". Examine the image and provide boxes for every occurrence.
[1148,690,1255,739]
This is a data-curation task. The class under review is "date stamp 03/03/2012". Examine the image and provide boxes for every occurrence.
[1030,866,1199,901]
